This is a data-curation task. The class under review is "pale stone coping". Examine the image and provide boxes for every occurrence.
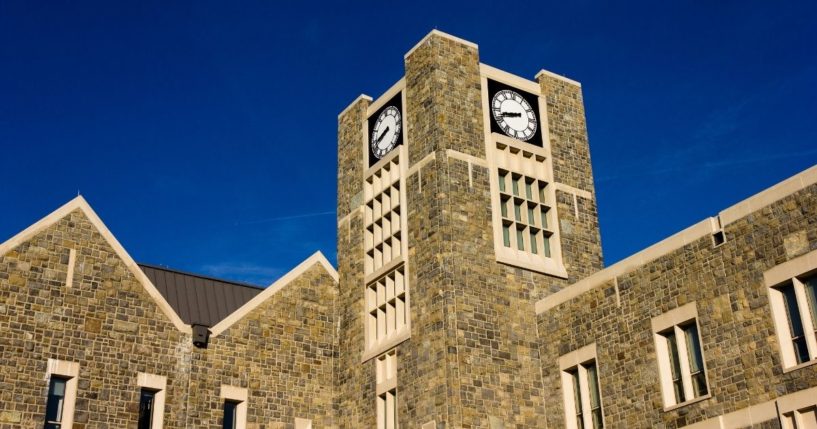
[678,387,817,429]
[650,302,698,333]
[0,196,191,334]
[764,248,817,287]
[719,164,817,226]
[404,29,478,59]
[553,183,593,200]
[362,324,410,364]
[481,63,542,95]
[65,248,76,288]
[337,206,364,228]
[338,94,372,120]
[367,78,406,118]
[295,417,313,429]
[445,149,488,168]
[535,163,817,315]
[209,251,338,338]
[137,373,167,429]
[558,342,597,371]
[220,385,248,429]
[535,69,582,88]
[46,358,79,429]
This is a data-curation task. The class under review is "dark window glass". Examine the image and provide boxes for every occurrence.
[781,282,810,364]
[586,363,603,428]
[665,331,686,404]
[570,369,583,429]
[683,323,708,397]
[138,389,156,429]
[44,376,68,429]
[223,401,239,429]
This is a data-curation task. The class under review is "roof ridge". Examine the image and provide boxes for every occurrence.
[137,262,265,290]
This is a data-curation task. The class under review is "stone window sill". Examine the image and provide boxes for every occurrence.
[663,394,712,412]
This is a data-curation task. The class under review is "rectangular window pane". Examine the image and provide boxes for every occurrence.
[683,324,708,397]
[498,172,506,193]
[138,389,155,429]
[45,377,68,429]
[516,228,525,251]
[804,275,817,336]
[530,231,538,254]
[527,206,535,226]
[781,283,810,364]
[571,370,584,429]
[223,401,239,429]
[542,235,551,257]
[525,180,533,200]
[512,177,519,196]
[514,202,522,222]
[665,331,686,404]
[500,198,508,218]
[502,225,510,247]
[540,207,549,230]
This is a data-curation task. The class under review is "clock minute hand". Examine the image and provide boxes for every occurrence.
[499,111,522,118]
[376,126,391,144]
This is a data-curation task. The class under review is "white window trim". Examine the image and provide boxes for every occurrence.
[765,249,817,371]
[45,358,79,429]
[376,350,398,429]
[220,385,248,429]
[559,343,604,429]
[651,303,711,409]
[480,65,567,279]
[137,373,167,429]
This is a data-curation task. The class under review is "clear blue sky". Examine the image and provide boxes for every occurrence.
[1,1,815,285]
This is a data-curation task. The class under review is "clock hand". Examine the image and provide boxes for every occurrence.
[376,126,391,144]
[499,112,522,118]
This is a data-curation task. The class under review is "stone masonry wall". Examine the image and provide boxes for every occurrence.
[537,183,817,428]
[0,209,190,428]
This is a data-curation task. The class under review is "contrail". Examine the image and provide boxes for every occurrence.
[234,210,336,226]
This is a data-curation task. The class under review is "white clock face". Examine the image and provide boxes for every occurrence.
[491,89,537,141]
[371,106,402,159]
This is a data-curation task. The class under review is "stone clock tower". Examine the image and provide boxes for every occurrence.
[335,30,603,428]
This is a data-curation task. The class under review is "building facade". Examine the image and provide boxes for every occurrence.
[1,30,816,428]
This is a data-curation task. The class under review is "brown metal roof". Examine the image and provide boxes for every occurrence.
[138,263,264,328]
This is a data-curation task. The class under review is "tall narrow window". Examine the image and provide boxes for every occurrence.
[560,345,604,429]
[769,271,817,369]
[652,304,710,408]
[44,376,68,429]
[376,350,398,429]
[223,400,239,429]
[219,386,247,429]
[138,389,156,429]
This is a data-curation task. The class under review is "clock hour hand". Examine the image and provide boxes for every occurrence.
[376,126,391,144]
[499,111,522,118]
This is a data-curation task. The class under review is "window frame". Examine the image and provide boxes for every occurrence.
[136,373,166,429]
[559,343,605,429]
[219,385,247,429]
[376,350,399,429]
[651,303,711,410]
[765,249,817,371]
[480,65,567,278]
[44,359,79,429]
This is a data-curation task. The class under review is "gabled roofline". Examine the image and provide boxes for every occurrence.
[209,251,338,338]
[0,196,192,334]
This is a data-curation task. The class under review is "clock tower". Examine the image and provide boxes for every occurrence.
[335,30,603,428]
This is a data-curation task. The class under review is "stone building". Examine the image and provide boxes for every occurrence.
[1,30,816,428]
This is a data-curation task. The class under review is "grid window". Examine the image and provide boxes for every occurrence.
[770,273,817,368]
[364,155,404,276]
[376,350,398,429]
[564,361,604,429]
[490,140,564,276]
[366,266,408,349]
[653,307,709,408]
[782,406,817,429]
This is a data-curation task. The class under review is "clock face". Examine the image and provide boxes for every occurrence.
[491,89,537,141]
[371,106,402,160]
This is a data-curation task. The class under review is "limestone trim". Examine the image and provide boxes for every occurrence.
[536,163,817,315]
[559,343,605,429]
[338,94,373,120]
[45,358,79,429]
[678,386,817,429]
[366,78,405,118]
[209,251,338,337]
[0,196,191,334]
[295,417,313,429]
[220,385,248,429]
[553,182,593,200]
[404,29,478,59]
[445,149,488,188]
[337,206,364,229]
[481,63,542,95]
[65,248,76,288]
[535,69,582,88]
[137,372,167,429]
[406,151,436,177]
[764,249,817,370]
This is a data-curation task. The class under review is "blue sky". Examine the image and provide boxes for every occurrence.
[1,1,815,285]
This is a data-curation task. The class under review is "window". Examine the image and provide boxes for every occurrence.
[488,138,566,278]
[769,272,817,369]
[781,406,817,429]
[136,373,166,429]
[560,344,604,429]
[376,350,398,429]
[219,385,247,429]
[44,376,69,429]
[363,147,411,360]
[652,303,710,408]
[44,359,78,429]
[138,389,157,429]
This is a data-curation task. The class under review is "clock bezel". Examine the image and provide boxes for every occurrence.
[487,79,543,147]
[367,92,404,167]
